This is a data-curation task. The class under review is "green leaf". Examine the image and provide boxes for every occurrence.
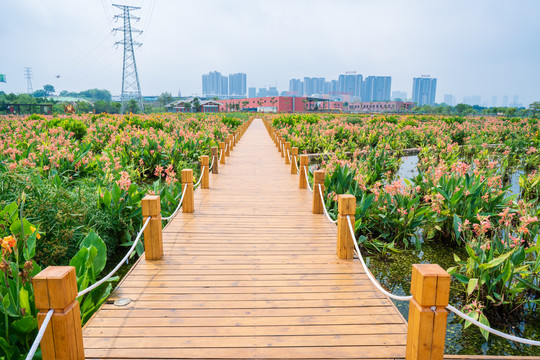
[0,337,16,359]
[453,214,462,241]
[24,232,37,261]
[481,249,514,270]
[453,273,469,284]
[478,313,490,340]
[19,288,31,316]
[2,295,10,309]
[80,230,107,275]
[11,315,37,335]
[467,278,478,296]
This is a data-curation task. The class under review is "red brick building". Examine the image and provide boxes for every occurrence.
[220,96,344,113]
[348,101,413,113]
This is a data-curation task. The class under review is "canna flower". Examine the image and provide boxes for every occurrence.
[30,226,41,239]
[1,235,17,255]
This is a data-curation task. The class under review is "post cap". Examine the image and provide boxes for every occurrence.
[33,266,78,310]
[181,168,194,182]
[338,194,356,216]
[410,264,451,307]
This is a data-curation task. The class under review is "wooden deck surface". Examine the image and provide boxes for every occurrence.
[82,119,408,359]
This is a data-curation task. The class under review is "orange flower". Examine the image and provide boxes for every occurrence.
[2,235,16,254]
[30,226,41,239]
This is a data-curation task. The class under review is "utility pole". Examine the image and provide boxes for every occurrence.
[113,4,144,114]
[24,67,33,94]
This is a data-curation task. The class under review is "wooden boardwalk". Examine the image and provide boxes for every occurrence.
[82,119,408,359]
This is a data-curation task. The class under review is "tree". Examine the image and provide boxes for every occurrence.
[192,98,201,112]
[32,90,48,98]
[530,102,540,117]
[127,99,139,113]
[76,101,93,113]
[505,107,518,117]
[455,103,473,115]
[43,84,55,96]
[158,92,173,107]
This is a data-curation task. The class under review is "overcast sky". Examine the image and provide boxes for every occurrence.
[1,0,539,106]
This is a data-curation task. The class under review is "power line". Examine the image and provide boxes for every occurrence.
[113,4,144,114]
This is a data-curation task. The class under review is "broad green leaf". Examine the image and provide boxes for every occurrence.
[80,230,107,275]
[11,316,37,335]
[467,278,478,296]
[453,214,462,241]
[19,288,31,316]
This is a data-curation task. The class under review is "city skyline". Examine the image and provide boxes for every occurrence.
[0,1,539,106]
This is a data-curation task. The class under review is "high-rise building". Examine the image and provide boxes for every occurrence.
[392,91,407,101]
[444,94,455,106]
[248,87,256,98]
[228,73,247,96]
[202,71,229,96]
[338,74,362,98]
[363,76,391,102]
[289,79,303,96]
[502,95,509,107]
[304,77,313,96]
[491,96,497,107]
[221,77,228,96]
[411,76,436,106]
[463,95,481,106]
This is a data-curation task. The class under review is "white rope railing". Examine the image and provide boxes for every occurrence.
[345,215,540,346]
[318,184,337,224]
[346,215,413,301]
[209,155,215,171]
[287,148,291,163]
[162,184,188,221]
[219,149,223,162]
[194,166,205,189]
[446,304,540,346]
[293,155,299,174]
[304,167,313,192]
[25,309,54,360]
[77,216,151,298]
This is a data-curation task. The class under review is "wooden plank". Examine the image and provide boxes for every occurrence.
[82,119,408,359]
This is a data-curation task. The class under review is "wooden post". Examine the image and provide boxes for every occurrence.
[290,147,299,174]
[229,134,234,151]
[284,142,291,165]
[181,169,194,213]
[235,130,240,145]
[299,155,309,189]
[211,146,219,174]
[33,267,85,359]
[200,156,210,189]
[141,195,163,260]
[406,264,450,360]
[280,137,285,157]
[225,137,231,157]
[312,170,325,214]
[337,194,356,259]
[219,142,226,164]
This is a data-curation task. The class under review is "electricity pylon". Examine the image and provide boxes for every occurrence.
[113,4,144,114]
[24,67,33,94]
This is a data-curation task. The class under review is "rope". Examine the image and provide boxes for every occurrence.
[162,184,188,221]
[318,184,337,224]
[219,149,223,162]
[25,309,54,360]
[209,155,215,171]
[346,215,413,302]
[287,148,292,163]
[194,166,205,189]
[446,305,540,346]
[304,166,313,192]
[77,216,151,298]
[293,155,299,174]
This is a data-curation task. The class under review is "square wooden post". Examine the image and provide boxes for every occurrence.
[219,142,226,164]
[181,169,194,213]
[211,147,219,174]
[312,170,325,214]
[284,142,291,165]
[406,264,450,360]
[280,137,285,157]
[299,155,309,189]
[141,195,163,260]
[228,134,234,152]
[33,267,85,360]
[225,137,231,157]
[200,155,209,189]
[290,147,299,174]
[337,194,356,259]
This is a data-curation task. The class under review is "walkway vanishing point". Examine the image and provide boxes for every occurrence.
[82,119,409,359]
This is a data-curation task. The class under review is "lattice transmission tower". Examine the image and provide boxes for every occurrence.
[113,4,144,114]
[24,67,33,94]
